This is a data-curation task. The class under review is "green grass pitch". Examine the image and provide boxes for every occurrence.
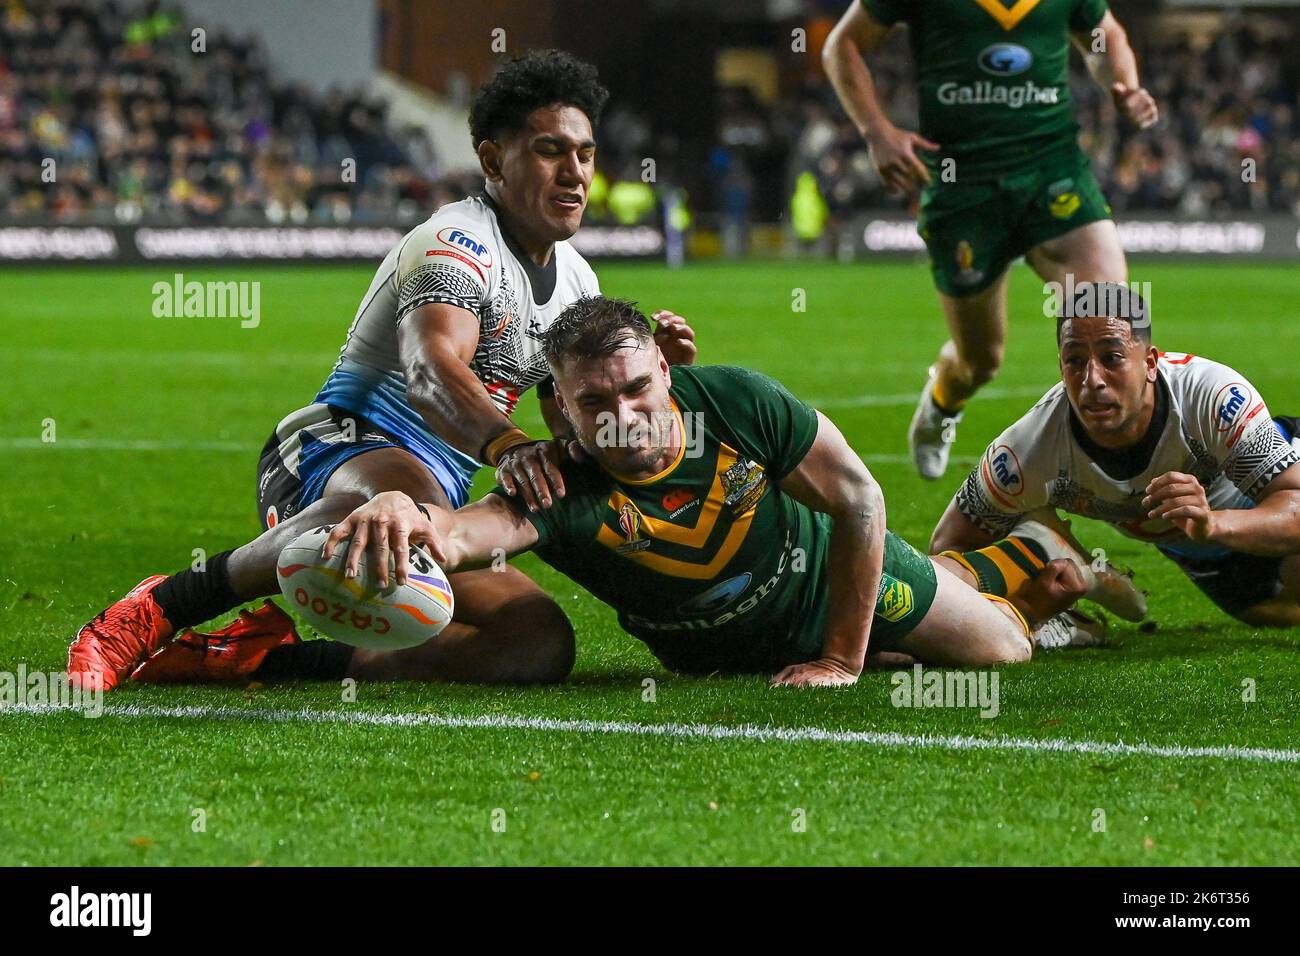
[1,258,1298,866]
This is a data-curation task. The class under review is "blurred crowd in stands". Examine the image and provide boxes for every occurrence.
[0,0,477,224]
[770,19,1300,224]
[1,0,1297,229]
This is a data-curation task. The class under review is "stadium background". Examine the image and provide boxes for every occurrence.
[2,0,1299,260]
[2,0,1299,867]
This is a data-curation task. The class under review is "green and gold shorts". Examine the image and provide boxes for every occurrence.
[917,145,1112,297]
[792,527,939,660]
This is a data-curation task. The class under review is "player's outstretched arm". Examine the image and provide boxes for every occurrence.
[1144,464,1300,557]
[1072,12,1158,130]
[772,411,886,688]
[823,1,938,194]
[322,490,540,587]
[400,302,570,512]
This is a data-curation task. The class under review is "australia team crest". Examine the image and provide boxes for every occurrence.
[720,458,767,517]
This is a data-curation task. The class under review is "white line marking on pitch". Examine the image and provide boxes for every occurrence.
[6,702,1298,765]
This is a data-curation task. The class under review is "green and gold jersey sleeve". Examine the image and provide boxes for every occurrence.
[674,365,821,481]
[488,465,609,551]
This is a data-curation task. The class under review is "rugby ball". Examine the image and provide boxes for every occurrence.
[276,524,454,650]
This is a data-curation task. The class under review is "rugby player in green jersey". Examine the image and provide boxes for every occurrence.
[823,0,1158,480]
[323,297,1090,687]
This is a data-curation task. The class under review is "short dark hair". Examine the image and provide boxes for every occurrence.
[1055,281,1152,343]
[468,50,609,149]
[543,295,653,369]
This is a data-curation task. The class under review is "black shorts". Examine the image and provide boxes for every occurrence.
[255,405,408,532]
[1157,547,1285,618]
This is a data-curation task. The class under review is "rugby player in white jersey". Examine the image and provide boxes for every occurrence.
[68,51,697,690]
[929,281,1300,639]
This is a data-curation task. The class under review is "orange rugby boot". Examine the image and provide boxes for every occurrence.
[130,601,300,685]
[68,575,175,691]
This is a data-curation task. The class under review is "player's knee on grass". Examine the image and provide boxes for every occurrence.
[981,599,1033,664]
[1232,598,1300,629]
[493,594,575,683]
[899,567,1031,666]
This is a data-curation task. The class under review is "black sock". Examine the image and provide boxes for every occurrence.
[152,549,240,630]
[254,641,356,682]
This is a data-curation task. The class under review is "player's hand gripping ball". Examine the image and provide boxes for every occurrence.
[277,525,454,649]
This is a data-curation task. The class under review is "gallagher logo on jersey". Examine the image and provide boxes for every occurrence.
[978,43,1033,77]
[436,227,493,268]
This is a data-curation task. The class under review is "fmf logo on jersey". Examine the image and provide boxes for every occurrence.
[989,445,1023,495]
[436,227,492,267]
[1214,383,1252,433]
[978,43,1033,77]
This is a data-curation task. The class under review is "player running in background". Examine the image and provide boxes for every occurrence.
[823,0,1158,479]
[259,296,1091,690]
[931,282,1300,639]
[68,51,697,691]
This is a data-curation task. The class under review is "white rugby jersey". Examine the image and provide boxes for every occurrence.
[954,353,1300,558]
[306,194,600,501]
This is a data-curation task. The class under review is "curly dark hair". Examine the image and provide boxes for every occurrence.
[468,50,609,148]
[543,295,652,368]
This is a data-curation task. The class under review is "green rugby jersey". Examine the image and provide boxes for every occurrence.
[494,365,832,674]
[862,0,1108,178]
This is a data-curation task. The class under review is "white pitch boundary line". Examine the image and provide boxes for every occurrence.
[6,702,1299,765]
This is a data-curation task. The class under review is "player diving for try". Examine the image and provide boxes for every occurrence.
[285,296,1094,689]
[931,282,1300,638]
[823,0,1158,480]
[67,51,697,691]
